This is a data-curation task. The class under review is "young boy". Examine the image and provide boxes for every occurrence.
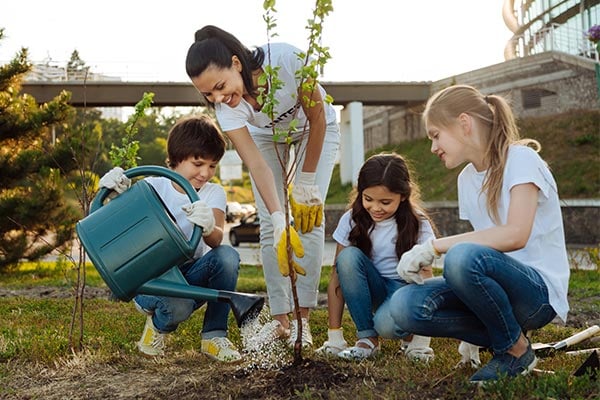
[99,115,241,362]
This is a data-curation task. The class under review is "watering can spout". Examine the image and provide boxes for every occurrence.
[217,291,265,327]
[137,268,264,328]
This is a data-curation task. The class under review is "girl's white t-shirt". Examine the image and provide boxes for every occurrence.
[458,145,570,322]
[145,176,226,258]
[332,210,436,279]
[214,42,337,136]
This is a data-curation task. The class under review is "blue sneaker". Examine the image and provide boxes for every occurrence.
[469,343,537,385]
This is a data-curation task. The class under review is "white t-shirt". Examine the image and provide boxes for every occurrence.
[458,145,570,322]
[215,42,337,137]
[145,176,226,259]
[333,210,436,279]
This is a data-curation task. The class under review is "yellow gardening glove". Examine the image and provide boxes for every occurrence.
[271,211,306,277]
[290,172,323,234]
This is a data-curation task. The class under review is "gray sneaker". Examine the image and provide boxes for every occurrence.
[469,343,537,385]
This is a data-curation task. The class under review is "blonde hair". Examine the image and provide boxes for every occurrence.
[423,84,540,223]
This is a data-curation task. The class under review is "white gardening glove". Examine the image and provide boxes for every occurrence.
[182,201,215,237]
[396,239,440,284]
[290,172,323,234]
[99,167,131,194]
[271,211,305,277]
[457,341,481,368]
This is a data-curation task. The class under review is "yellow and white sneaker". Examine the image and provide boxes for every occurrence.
[201,337,242,363]
[137,315,166,356]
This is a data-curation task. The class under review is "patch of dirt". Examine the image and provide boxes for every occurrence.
[3,354,366,400]
[1,284,599,399]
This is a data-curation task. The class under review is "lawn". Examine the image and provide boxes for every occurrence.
[0,261,598,399]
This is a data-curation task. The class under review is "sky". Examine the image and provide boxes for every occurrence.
[0,0,513,83]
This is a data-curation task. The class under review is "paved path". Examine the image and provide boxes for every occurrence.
[223,222,337,266]
[50,223,597,270]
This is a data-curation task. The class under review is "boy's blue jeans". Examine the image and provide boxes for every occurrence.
[134,245,240,339]
[390,243,556,353]
[336,246,410,340]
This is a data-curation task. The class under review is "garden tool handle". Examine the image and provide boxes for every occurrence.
[91,165,202,248]
[554,325,600,350]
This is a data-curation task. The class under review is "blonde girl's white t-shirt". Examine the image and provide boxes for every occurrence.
[457,144,570,322]
[214,42,338,137]
[145,177,226,259]
[332,210,436,279]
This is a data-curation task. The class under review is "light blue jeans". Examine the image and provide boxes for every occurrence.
[390,243,556,353]
[134,245,240,339]
[250,122,340,315]
[336,246,410,340]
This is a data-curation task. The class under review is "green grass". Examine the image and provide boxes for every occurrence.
[1,262,598,399]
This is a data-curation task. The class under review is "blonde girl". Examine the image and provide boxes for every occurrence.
[390,85,570,384]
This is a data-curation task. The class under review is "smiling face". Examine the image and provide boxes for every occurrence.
[173,155,219,191]
[427,120,470,170]
[190,58,246,108]
[361,185,403,222]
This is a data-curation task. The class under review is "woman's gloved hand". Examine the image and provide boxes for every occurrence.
[290,172,323,234]
[271,211,305,277]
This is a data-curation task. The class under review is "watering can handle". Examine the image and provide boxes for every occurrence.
[91,165,202,249]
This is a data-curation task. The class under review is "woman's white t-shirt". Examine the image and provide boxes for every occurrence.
[214,42,337,137]
[457,145,570,322]
[145,176,226,259]
[332,210,436,279]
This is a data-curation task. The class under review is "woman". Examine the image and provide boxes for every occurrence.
[185,25,340,348]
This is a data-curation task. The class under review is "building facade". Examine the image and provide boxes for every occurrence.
[360,0,599,153]
[502,0,599,60]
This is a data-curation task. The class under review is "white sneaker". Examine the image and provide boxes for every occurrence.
[316,340,348,356]
[457,341,481,368]
[137,315,165,356]
[288,318,313,348]
[402,335,434,362]
[201,337,242,363]
[246,320,290,349]
[337,338,380,360]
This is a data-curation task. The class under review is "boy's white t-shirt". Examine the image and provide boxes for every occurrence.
[457,144,570,322]
[145,176,226,259]
[333,210,436,279]
[214,42,337,136]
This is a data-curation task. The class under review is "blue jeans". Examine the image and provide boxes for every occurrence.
[336,246,410,340]
[134,245,240,339]
[390,243,556,353]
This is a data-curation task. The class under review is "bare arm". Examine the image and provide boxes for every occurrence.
[298,79,327,173]
[433,183,539,254]
[202,208,225,249]
[225,126,282,215]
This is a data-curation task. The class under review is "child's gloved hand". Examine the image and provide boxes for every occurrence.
[182,201,215,236]
[396,239,440,284]
[271,211,306,277]
[456,341,481,369]
[99,167,131,194]
[290,172,323,234]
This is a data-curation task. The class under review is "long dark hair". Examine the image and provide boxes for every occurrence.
[348,153,434,259]
[185,25,264,106]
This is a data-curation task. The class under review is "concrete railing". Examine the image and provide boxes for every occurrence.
[325,199,600,246]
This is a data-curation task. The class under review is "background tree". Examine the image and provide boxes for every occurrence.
[66,50,88,80]
[0,28,77,271]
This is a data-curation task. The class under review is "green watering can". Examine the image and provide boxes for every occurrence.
[76,165,264,327]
